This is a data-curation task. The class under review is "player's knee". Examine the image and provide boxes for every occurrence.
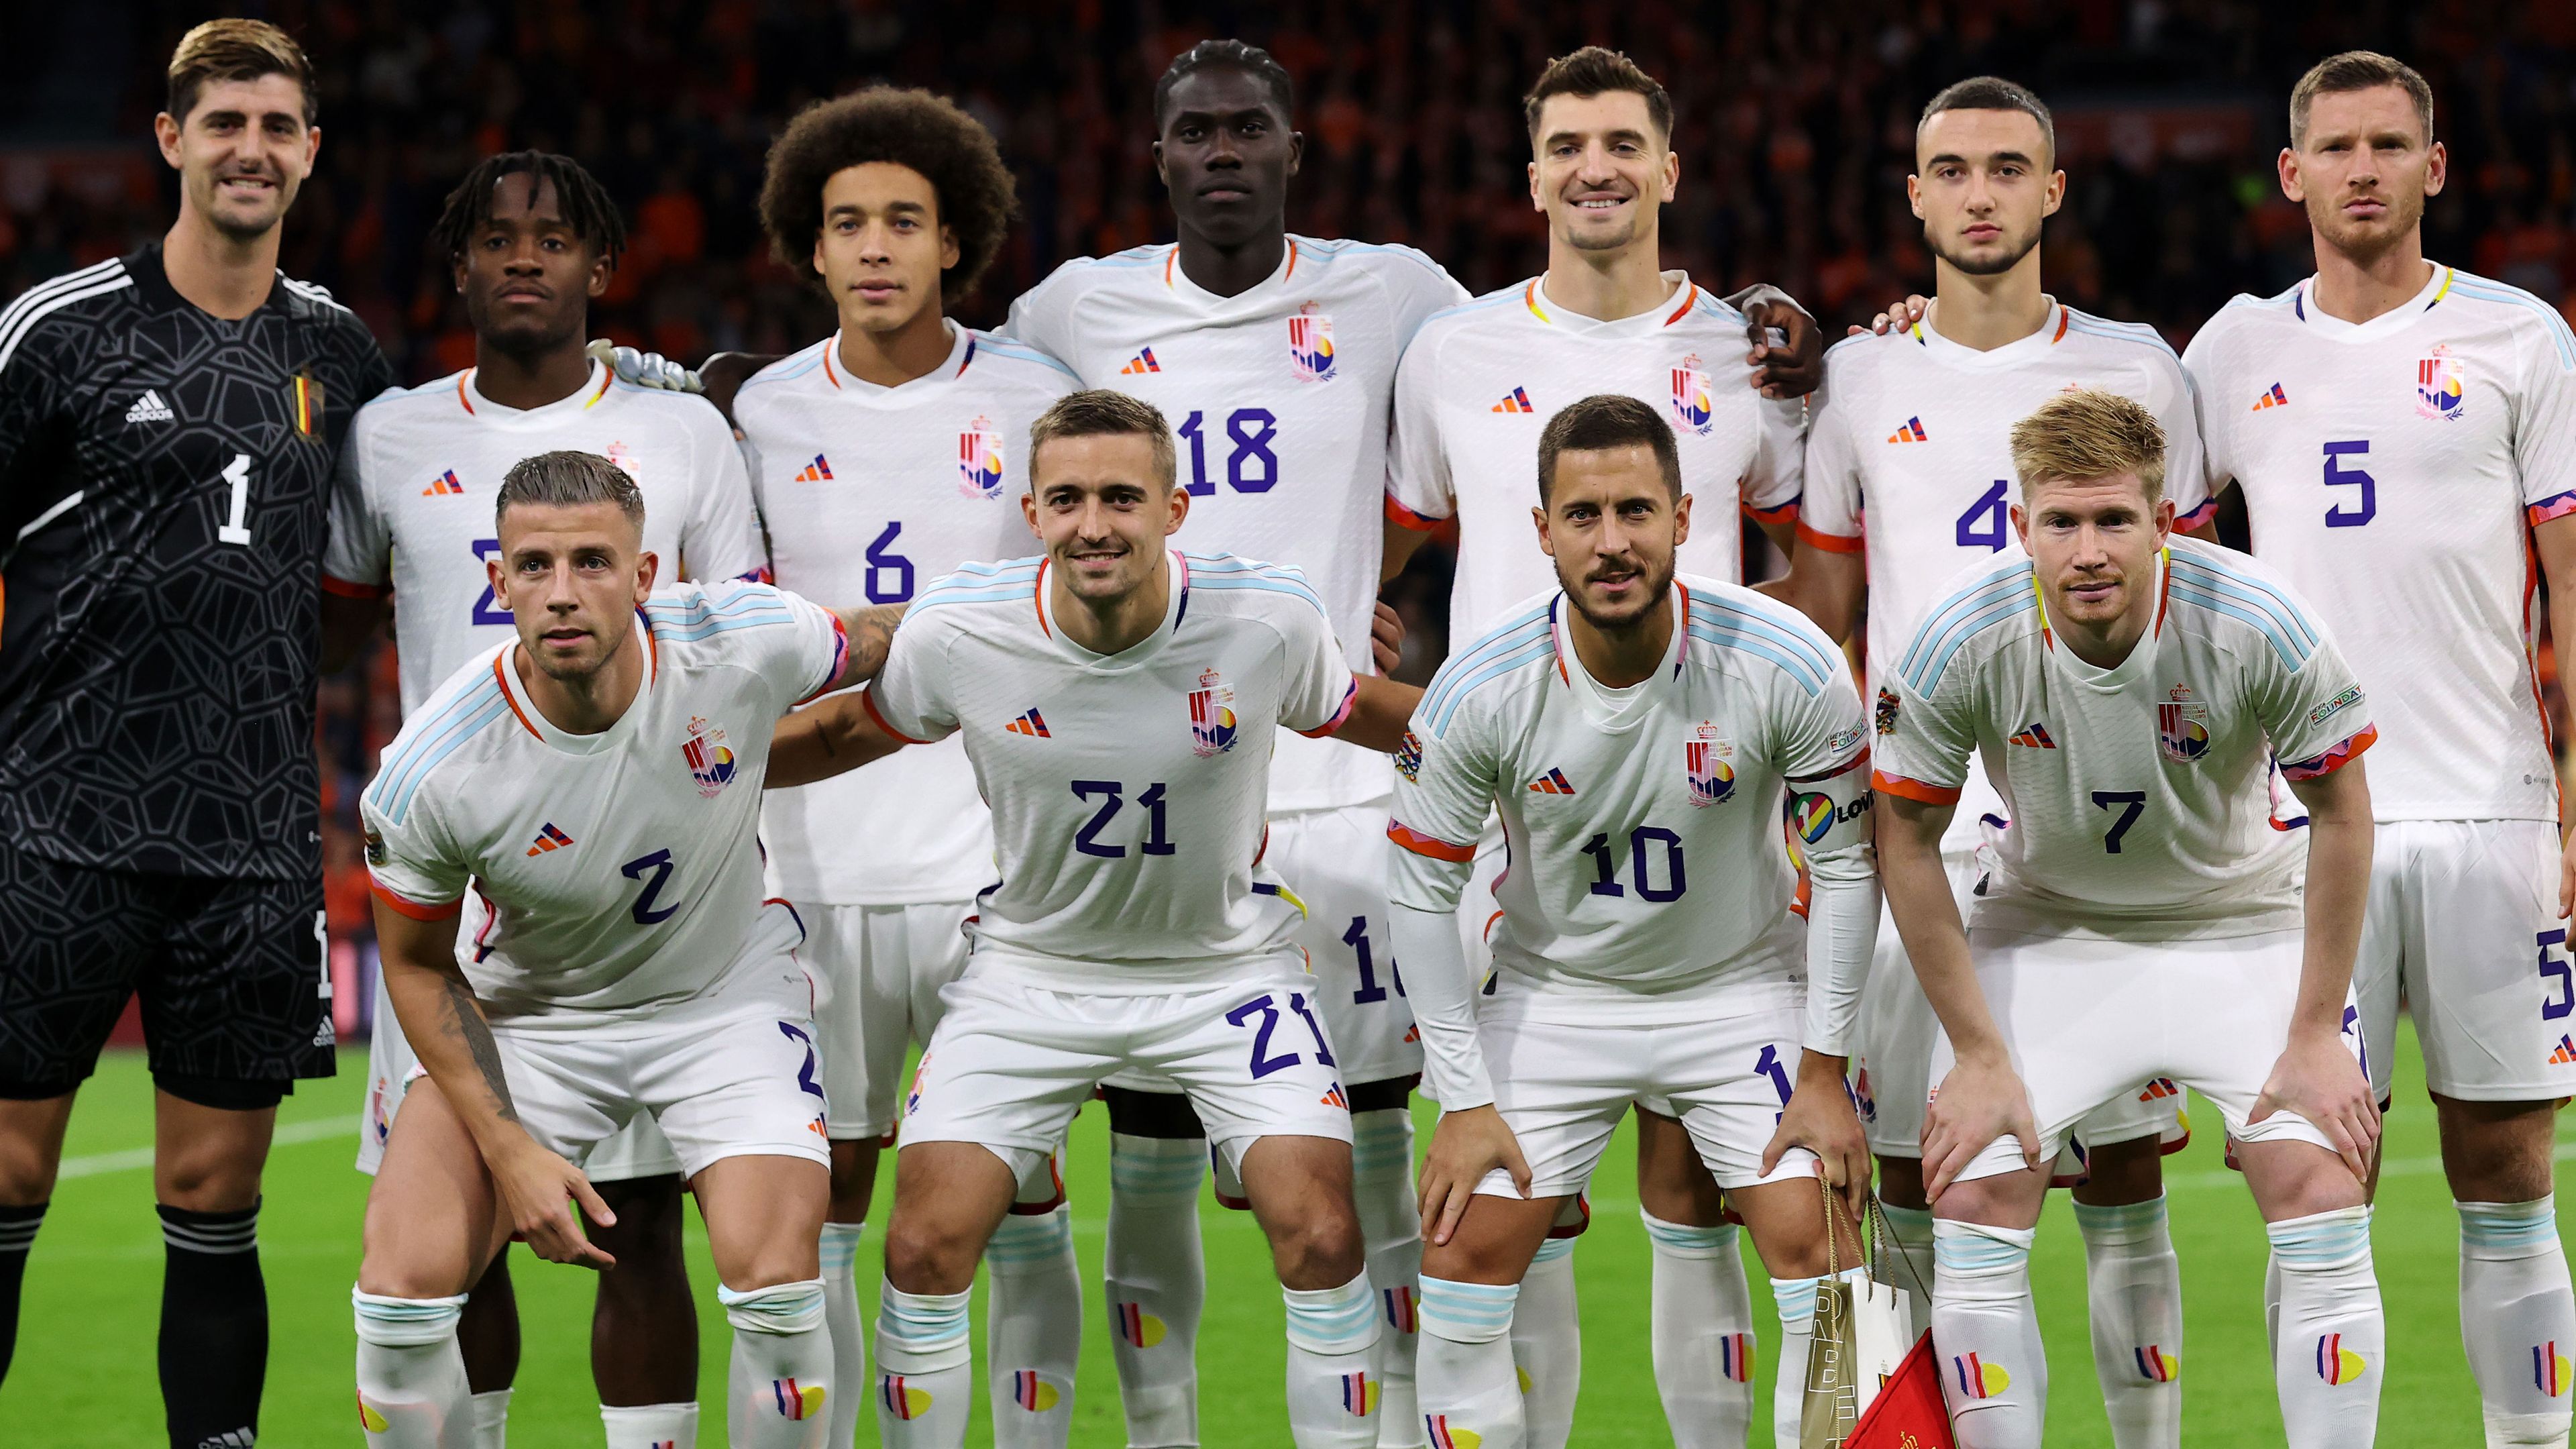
[880,1212,979,1295]
[1267,1203,1366,1287]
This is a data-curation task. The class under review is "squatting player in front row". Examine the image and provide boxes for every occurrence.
[351,450,898,1449]
[1872,390,2385,1448]
[767,389,1424,1449]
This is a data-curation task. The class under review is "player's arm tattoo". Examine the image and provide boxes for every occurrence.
[833,604,905,687]
[435,973,517,1124]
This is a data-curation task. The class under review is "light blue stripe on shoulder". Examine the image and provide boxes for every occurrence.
[1424,637,1556,737]
[1420,606,1554,725]
[2447,275,2576,369]
[1686,590,1835,696]
[2064,310,2180,360]
[1902,592,2038,696]
[1896,559,2034,684]
[368,685,510,826]
[969,331,1081,380]
[2167,552,2319,661]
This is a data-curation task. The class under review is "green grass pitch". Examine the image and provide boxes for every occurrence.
[4,1019,2563,1445]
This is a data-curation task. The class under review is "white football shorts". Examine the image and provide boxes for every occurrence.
[798,899,974,1139]
[2355,818,2575,1102]
[1474,985,1823,1200]
[1932,928,2356,1184]
[900,954,1354,1181]
[1268,802,1423,1087]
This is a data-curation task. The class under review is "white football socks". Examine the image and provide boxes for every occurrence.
[1417,1275,1525,1449]
[722,1279,833,1449]
[1352,1110,1425,1448]
[1105,1133,1206,1446]
[819,1220,868,1449]
[1931,1220,2047,1449]
[599,1402,698,1449]
[1283,1271,1385,1447]
[2457,1197,2575,1446]
[353,1290,469,1449]
[1639,1212,1754,1448]
[986,1205,1082,1448]
[2073,1195,2183,1449]
[2267,1206,2382,1448]
[1509,1237,1581,1449]
[874,1282,973,1448]
[468,1388,509,1449]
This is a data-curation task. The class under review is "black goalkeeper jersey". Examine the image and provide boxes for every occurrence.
[0,241,395,879]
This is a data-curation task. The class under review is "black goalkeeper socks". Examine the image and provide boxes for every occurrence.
[0,1199,42,1385]
[158,1200,264,1449]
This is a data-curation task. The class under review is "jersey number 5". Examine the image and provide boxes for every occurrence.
[2322,440,2374,528]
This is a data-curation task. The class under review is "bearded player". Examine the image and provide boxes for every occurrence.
[1774,78,2207,1448]
[2182,51,2576,1447]
[1876,389,2384,1448]
[1382,46,1819,1447]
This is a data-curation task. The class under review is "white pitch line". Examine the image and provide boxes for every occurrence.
[54,1117,354,1181]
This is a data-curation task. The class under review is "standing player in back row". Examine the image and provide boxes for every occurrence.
[1003,40,1466,1444]
[736,87,1085,1449]
[1381,46,1816,1448]
[2183,51,2576,1448]
[0,22,395,1448]
[1779,78,2206,1449]
[1875,390,2384,1448]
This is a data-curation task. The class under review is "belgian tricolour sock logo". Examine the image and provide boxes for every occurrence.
[2537,1342,2571,1397]
[2135,1344,2179,1382]
[1426,1413,1483,1448]
[1009,1369,1061,1411]
[877,1374,927,1419]
[1114,1301,1167,1347]
[1341,1370,1378,1415]
[2316,1334,2367,1385]
[1953,1351,2010,1399]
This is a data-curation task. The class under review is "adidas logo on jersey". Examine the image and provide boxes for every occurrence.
[1120,347,1162,374]
[1493,386,1538,414]
[2137,1076,2181,1102]
[2552,1034,2576,1066]
[1526,767,1574,794]
[123,389,174,425]
[2008,720,2056,748]
[1005,708,1051,737]
[794,455,833,482]
[525,822,576,856]
[422,469,466,497]
[1320,1083,1350,1110]
[2252,382,2290,411]
[1887,415,1928,443]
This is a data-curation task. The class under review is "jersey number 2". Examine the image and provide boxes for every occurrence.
[621,848,680,924]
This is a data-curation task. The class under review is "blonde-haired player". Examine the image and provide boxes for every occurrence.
[1876,390,2385,1448]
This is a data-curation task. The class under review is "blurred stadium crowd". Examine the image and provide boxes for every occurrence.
[5,0,2576,1006]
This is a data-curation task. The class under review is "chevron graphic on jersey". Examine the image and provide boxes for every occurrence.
[2137,1076,2181,1102]
[1886,415,1929,443]
[421,468,466,496]
[1120,347,1161,374]
[1006,708,1051,737]
[524,822,576,856]
[122,388,173,425]
[2252,382,2290,411]
[1492,385,1537,414]
[1321,1083,1350,1110]
[794,454,833,482]
[1526,767,1575,794]
[2553,1034,2576,1066]
[2007,720,2056,748]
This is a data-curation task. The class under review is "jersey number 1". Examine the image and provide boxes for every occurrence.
[216,453,254,546]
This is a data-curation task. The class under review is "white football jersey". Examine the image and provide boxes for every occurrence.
[360,582,846,1028]
[736,325,1077,905]
[323,363,767,714]
[1803,303,2216,847]
[2185,264,2576,823]
[1874,538,2372,941]
[1387,576,1868,1012]
[1005,235,1468,812]
[861,551,1360,978]
[1385,272,1806,637]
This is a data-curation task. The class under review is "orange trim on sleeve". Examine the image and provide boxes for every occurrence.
[1870,769,1962,804]
[1743,498,1801,525]
[1794,520,1866,555]
[1388,821,1477,863]
[2279,724,2377,782]
[859,687,930,745]
[321,573,389,600]
[369,876,462,922]
[1384,494,1448,533]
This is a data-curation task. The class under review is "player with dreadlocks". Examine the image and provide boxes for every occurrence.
[321,149,768,1449]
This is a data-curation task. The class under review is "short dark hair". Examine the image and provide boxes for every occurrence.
[1154,39,1296,129]
[2290,50,2435,148]
[758,87,1019,304]
[166,17,315,127]
[1028,390,1178,492]
[1918,76,2056,163]
[496,451,647,531]
[1523,47,1672,143]
[1537,394,1682,504]
[430,152,627,268]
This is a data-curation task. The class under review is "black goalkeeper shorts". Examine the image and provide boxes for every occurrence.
[0,837,335,1106]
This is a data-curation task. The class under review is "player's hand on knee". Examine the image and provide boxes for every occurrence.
[1921,1055,2039,1201]
[1418,1105,1531,1247]
[2253,1029,2381,1183]
[493,1140,619,1269]
[1765,1052,1872,1212]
